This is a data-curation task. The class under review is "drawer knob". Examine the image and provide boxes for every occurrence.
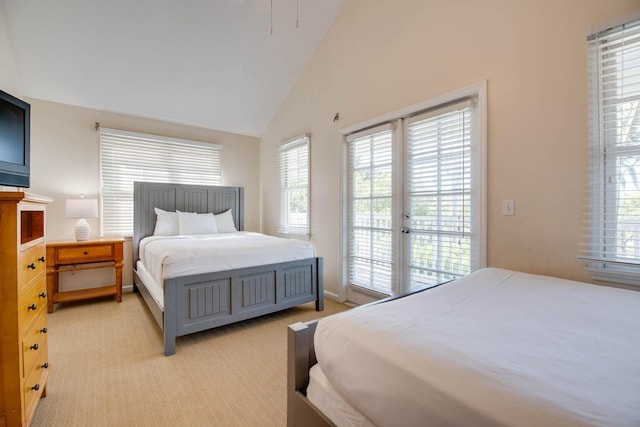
[42,362,49,369]
[40,327,48,334]
[32,384,40,391]
[38,256,46,262]
[39,292,47,298]
[83,251,89,255]
[27,262,37,270]
[30,343,39,351]
[27,303,37,311]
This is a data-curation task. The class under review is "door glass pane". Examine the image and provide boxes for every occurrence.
[406,106,472,291]
[348,129,394,294]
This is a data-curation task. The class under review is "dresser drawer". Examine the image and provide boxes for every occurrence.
[18,277,47,335]
[22,311,48,377]
[56,244,114,263]
[23,346,49,424]
[18,243,46,292]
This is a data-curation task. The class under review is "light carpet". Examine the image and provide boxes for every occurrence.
[31,292,349,427]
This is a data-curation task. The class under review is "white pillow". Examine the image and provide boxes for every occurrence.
[177,211,218,235]
[214,209,237,233]
[153,208,179,235]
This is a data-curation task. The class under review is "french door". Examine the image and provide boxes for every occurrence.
[346,88,485,299]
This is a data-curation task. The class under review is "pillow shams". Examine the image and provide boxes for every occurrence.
[215,209,237,233]
[178,211,218,235]
[153,208,179,235]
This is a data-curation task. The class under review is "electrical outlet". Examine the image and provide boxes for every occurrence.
[502,200,515,216]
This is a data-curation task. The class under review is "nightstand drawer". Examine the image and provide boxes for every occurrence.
[18,243,46,292]
[56,244,114,263]
[22,311,48,377]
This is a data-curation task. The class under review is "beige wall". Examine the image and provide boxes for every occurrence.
[261,0,640,299]
[27,99,260,289]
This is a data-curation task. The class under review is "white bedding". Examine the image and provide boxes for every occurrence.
[313,268,640,427]
[307,364,375,427]
[138,232,317,302]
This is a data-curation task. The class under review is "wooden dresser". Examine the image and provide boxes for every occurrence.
[0,192,52,427]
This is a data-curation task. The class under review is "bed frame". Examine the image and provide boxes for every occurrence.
[288,320,335,427]
[133,181,324,356]
[287,283,451,426]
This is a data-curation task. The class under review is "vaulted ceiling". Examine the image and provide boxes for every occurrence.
[1,0,345,136]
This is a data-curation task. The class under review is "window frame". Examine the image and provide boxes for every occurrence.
[403,99,476,292]
[346,123,397,296]
[277,134,311,239]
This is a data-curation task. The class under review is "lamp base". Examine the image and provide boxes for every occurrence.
[74,218,90,241]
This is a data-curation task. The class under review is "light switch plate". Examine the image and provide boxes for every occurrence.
[503,200,515,216]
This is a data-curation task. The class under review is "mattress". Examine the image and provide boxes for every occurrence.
[135,260,164,309]
[307,364,375,427]
[312,268,640,427]
[137,232,317,308]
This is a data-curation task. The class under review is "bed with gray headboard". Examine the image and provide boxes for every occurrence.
[133,181,324,356]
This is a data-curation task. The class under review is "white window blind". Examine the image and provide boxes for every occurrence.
[583,16,640,285]
[406,101,473,290]
[278,134,310,237]
[99,128,222,236]
[347,124,395,295]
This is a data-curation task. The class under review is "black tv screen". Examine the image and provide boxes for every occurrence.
[0,89,30,187]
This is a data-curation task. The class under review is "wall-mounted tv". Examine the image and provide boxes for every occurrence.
[0,89,30,188]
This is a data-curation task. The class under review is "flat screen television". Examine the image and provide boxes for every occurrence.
[0,89,30,188]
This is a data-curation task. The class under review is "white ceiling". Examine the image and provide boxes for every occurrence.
[1,0,344,137]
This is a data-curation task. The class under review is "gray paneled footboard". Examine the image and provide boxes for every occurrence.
[163,257,323,356]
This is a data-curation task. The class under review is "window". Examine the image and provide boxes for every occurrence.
[583,13,640,286]
[345,82,486,297]
[278,134,310,238]
[99,127,222,236]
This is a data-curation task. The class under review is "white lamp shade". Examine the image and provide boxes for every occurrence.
[65,198,99,219]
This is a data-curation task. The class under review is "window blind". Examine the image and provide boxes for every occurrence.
[406,101,473,290]
[583,17,640,285]
[278,134,310,237]
[347,124,395,295]
[99,128,222,236]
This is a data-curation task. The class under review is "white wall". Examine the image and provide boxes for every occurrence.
[260,0,640,300]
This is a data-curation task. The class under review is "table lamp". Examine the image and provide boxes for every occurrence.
[65,197,99,241]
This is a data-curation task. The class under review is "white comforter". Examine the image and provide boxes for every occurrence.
[314,268,640,427]
[139,232,317,285]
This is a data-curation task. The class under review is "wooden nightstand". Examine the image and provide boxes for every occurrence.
[46,238,124,313]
